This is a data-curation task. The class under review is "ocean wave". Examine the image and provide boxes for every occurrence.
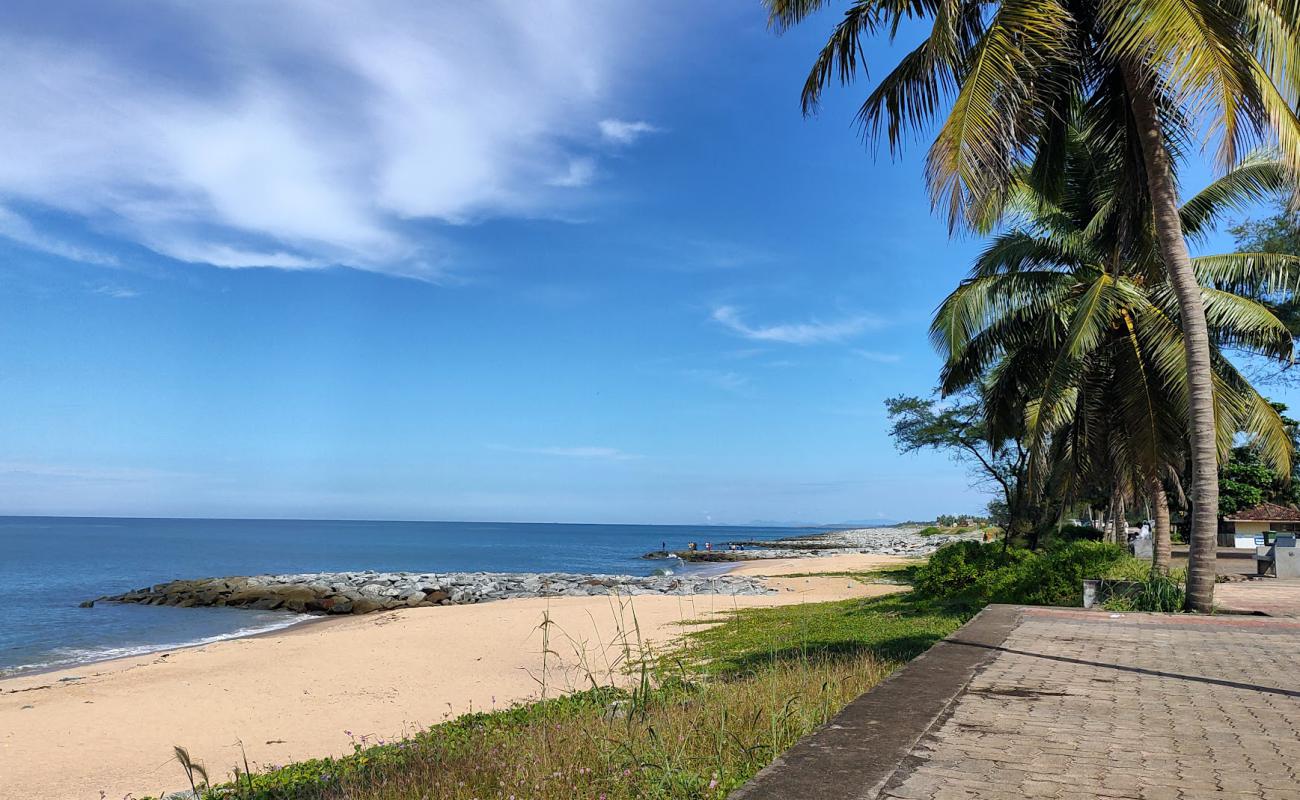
[0,613,311,677]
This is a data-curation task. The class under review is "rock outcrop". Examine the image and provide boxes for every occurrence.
[85,570,774,615]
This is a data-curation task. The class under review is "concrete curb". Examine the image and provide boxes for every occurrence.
[728,604,1023,800]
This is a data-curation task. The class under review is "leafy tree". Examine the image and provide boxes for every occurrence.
[764,0,1300,612]
[885,394,1039,544]
[1219,402,1300,514]
[1232,206,1300,257]
[1219,448,1277,516]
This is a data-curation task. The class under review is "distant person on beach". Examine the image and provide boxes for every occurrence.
[705,542,712,551]
[688,542,697,551]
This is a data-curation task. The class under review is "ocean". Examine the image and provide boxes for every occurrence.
[0,516,823,676]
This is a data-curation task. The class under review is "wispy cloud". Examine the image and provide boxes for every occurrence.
[683,368,750,393]
[491,445,642,461]
[711,305,880,345]
[598,119,660,145]
[547,157,598,188]
[0,206,119,266]
[0,3,667,277]
[0,461,190,482]
[91,284,139,299]
[855,349,902,364]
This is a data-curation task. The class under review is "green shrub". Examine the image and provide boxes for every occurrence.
[1020,541,1131,606]
[911,540,1032,605]
[1100,575,1185,612]
[912,540,1130,609]
[1052,523,1103,542]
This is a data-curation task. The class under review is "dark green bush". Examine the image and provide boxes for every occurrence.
[913,540,1130,609]
[1052,523,1103,542]
[911,540,1032,604]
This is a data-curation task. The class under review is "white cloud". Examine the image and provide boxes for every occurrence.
[0,206,118,266]
[711,305,881,344]
[0,2,667,276]
[855,350,902,363]
[492,445,642,461]
[599,119,661,145]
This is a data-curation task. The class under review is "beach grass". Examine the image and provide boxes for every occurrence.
[673,593,966,677]
[165,591,965,800]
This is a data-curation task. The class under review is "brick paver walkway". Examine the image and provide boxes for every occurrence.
[1216,579,1300,617]
[884,608,1300,799]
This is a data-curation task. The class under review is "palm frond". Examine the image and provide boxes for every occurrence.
[1099,0,1264,168]
[1180,153,1291,238]
[925,0,1074,231]
[1193,251,1300,295]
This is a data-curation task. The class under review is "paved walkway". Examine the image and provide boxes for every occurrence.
[733,606,1300,799]
[1217,579,1300,617]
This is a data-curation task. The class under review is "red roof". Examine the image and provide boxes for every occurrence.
[1224,502,1300,522]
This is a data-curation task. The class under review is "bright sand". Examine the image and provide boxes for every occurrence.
[0,553,910,800]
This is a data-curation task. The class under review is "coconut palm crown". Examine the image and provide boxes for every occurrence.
[766,0,1300,610]
[933,139,1297,570]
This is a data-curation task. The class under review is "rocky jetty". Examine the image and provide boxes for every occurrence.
[84,570,775,616]
[649,525,985,562]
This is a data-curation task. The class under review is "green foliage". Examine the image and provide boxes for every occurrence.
[1230,204,1300,257]
[912,541,1033,605]
[678,593,967,676]
[1100,576,1186,613]
[912,540,1130,609]
[885,395,1036,539]
[934,513,991,526]
[1220,444,1294,515]
[1099,557,1188,583]
[916,525,980,537]
[1052,524,1104,542]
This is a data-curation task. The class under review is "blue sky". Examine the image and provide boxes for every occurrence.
[0,2,1290,524]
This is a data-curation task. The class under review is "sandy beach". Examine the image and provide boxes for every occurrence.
[0,554,908,800]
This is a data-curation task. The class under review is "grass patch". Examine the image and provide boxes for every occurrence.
[675,593,967,677]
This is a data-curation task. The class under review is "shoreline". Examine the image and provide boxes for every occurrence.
[0,553,911,800]
[3,526,946,681]
[0,612,326,682]
[2,525,946,681]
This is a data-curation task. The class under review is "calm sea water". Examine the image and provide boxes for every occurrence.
[0,516,821,676]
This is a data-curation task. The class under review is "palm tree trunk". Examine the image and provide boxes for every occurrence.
[1149,475,1171,575]
[1123,65,1218,613]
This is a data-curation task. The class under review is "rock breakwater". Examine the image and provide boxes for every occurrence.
[654,525,986,562]
[85,570,775,615]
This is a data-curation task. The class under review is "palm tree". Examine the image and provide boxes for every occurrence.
[933,142,1296,576]
[765,0,1300,610]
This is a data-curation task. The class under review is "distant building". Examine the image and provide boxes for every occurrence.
[1219,502,1300,547]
